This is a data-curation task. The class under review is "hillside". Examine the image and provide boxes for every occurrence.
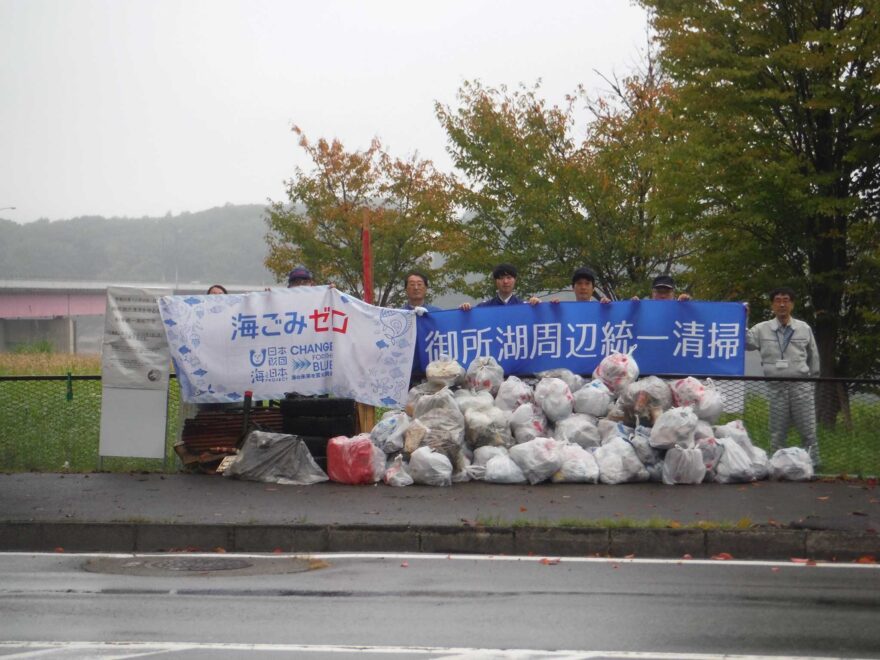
[0,204,278,286]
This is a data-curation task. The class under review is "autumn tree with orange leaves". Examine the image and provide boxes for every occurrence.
[265,127,463,307]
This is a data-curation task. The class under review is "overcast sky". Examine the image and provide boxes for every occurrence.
[1,0,649,223]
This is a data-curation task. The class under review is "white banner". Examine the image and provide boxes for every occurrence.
[158,286,416,407]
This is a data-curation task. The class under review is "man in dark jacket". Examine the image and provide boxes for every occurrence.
[460,263,540,310]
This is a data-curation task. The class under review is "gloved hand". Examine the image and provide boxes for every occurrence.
[413,306,428,317]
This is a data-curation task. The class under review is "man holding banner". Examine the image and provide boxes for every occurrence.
[459,263,542,311]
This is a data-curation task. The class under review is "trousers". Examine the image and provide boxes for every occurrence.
[767,380,819,464]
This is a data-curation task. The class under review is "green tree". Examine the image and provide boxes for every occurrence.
[265,127,462,306]
[435,64,693,301]
[641,0,880,383]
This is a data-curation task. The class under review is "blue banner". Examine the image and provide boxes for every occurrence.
[415,301,746,376]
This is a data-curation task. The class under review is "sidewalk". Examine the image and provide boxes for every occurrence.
[1,473,877,560]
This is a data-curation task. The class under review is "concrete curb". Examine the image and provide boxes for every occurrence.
[2,522,877,561]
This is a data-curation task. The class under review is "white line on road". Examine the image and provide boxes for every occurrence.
[0,641,874,660]
[2,551,878,570]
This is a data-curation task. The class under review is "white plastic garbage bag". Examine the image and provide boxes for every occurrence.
[714,436,756,484]
[714,420,767,480]
[769,447,814,481]
[628,427,664,482]
[484,452,528,484]
[594,436,649,485]
[537,368,585,393]
[370,410,411,454]
[619,376,673,425]
[551,442,600,483]
[414,387,462,421]
[383,454,414,487]
[509,402,548,444]
[598,419,633,444]
[464,405,513,449]
[408,446,453,486]
[455,389,496,415]
[573,379,613,417]
[509,437,566,485]
[473,445,509,466]
[466,356,505,395]
[671,377,724,423]
[649,406,698,450]
[662,446,707,485]
[553,413,601,449]
[495,375,534,411]
[425,355,466,387]
[592,350,639,395]
[405,381,446,416]
[696,437,724,481]
[534,377,574,423]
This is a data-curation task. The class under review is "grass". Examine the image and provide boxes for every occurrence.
[0,353,181,473]
[1,356,878,476]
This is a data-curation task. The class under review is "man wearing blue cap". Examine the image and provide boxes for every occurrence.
[287,266,315,287]
[632,274,691,301]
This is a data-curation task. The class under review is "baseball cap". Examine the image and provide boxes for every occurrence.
[492,263,517,279]
[287,266,314,284]
[571,267,596,285]
[652,274,675,289]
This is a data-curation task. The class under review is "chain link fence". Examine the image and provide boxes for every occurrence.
[0,374,877,476]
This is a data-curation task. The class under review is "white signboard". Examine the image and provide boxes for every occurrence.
[158,286,416,408]
[99,286,171,459]
[101,286,172,389]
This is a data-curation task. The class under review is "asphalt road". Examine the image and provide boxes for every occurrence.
[2,552,879,658]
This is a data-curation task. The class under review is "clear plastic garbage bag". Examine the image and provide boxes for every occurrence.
[223,430,329,486]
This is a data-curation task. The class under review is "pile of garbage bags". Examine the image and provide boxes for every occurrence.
[329,353,815,487]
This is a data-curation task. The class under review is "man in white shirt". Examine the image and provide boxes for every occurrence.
[746,287,820,466]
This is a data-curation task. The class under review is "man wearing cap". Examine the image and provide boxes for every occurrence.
[746,286,820,466]
[632,275,692,301]
[550,267,611,303]
[460,263,540,310]
[287,266,315,287]
[402,271,442,315]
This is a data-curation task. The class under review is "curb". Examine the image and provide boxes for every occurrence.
[2,522,877,561]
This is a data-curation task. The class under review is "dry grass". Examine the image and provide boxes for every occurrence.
[0,353,102,375]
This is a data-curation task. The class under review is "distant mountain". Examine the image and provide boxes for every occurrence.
[0,204,279,286]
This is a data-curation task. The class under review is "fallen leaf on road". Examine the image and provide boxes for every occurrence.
[856,555,876,564]
[54,547,64,553]
[624,554,636,559]
[264,487,278,492]
[214,547,226,553]
[539,558,561,565]
[520,506,528,512]
[771,567,780,573]
[711,552,734,561]
[681,554,693,560]
[400,561,409,568]
[817,496,830,501]
[790,557,817,565]
[272,548,283,554]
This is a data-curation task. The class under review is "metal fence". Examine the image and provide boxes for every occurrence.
[0,374,877,476]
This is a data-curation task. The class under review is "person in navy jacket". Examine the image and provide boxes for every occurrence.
[459,263,541,310]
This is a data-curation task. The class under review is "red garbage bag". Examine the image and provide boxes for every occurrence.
[327,434,385,484]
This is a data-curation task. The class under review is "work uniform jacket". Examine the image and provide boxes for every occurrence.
[746,317,820,378]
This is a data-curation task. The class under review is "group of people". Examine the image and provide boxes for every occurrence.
[208,263,821,468]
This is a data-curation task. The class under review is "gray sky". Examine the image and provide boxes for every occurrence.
[1,0,649,223]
